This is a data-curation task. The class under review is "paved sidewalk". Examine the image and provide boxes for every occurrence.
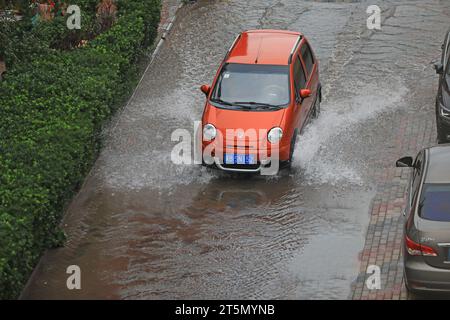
[351,114,437,300]
[158,0,183,35]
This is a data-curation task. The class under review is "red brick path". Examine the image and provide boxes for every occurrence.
[351,114,437,300]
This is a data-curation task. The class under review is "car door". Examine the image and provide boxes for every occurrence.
[436,31,450,123]
[300,41,318,124]
[444,30,450,86]
[438,30,450,87]
[292,55,307,130]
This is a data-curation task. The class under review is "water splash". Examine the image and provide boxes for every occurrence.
[293,79,409,185]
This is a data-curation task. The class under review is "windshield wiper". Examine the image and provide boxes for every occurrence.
[210,98,233,106]
[211,99,282,110]
[232,101,282,110]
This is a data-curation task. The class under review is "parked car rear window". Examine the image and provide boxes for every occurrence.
[419,184,450,221]
[211,63,290,108]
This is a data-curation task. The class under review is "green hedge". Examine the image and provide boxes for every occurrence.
[0,0,161,299]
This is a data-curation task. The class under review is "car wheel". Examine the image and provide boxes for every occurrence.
[438,129,450,144]
[286,132,298,168]
[437,120,449,144]
[312,90,321,119]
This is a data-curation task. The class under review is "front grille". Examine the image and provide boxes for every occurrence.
[221,163,261,170]
[226,144,257,149]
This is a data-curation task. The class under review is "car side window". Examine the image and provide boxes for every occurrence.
[293,56,307,93]
[300,42,315,76]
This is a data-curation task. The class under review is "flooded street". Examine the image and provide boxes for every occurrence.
[22,0,450,299]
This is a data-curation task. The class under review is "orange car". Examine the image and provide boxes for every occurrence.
[200,30,321,173]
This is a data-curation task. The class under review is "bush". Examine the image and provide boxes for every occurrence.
[0,0,161,299]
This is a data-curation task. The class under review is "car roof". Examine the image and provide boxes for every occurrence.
[226,30,302,66]
[425,144,450,183]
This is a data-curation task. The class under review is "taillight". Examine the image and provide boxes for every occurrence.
[405,235,438,257]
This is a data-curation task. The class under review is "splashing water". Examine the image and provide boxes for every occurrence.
[293,79,409,186]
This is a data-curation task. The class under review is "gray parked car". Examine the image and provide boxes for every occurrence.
[396,144,450,295]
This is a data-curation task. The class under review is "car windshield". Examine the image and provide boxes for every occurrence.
[210,63,290,109]
[419,184,450,221]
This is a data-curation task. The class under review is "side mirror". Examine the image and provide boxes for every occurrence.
[434,62,444,75]
[300,89,311,99]
[200,84,211,96]
[396,156,413,168]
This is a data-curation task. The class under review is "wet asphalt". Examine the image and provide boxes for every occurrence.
[22,0,450,299]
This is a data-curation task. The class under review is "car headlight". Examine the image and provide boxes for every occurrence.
[268,127,283,144]
[203,124,217,141]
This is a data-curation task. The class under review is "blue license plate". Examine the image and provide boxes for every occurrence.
[224,154,256,165]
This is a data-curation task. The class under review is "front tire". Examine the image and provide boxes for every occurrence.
[312,88,321,119]
[437,118,450,144]
[286,132,298,168]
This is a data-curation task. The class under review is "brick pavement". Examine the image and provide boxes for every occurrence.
[351,113,437,300]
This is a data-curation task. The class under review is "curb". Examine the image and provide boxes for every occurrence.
[110,1,185,132]
[154,2,184,60]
